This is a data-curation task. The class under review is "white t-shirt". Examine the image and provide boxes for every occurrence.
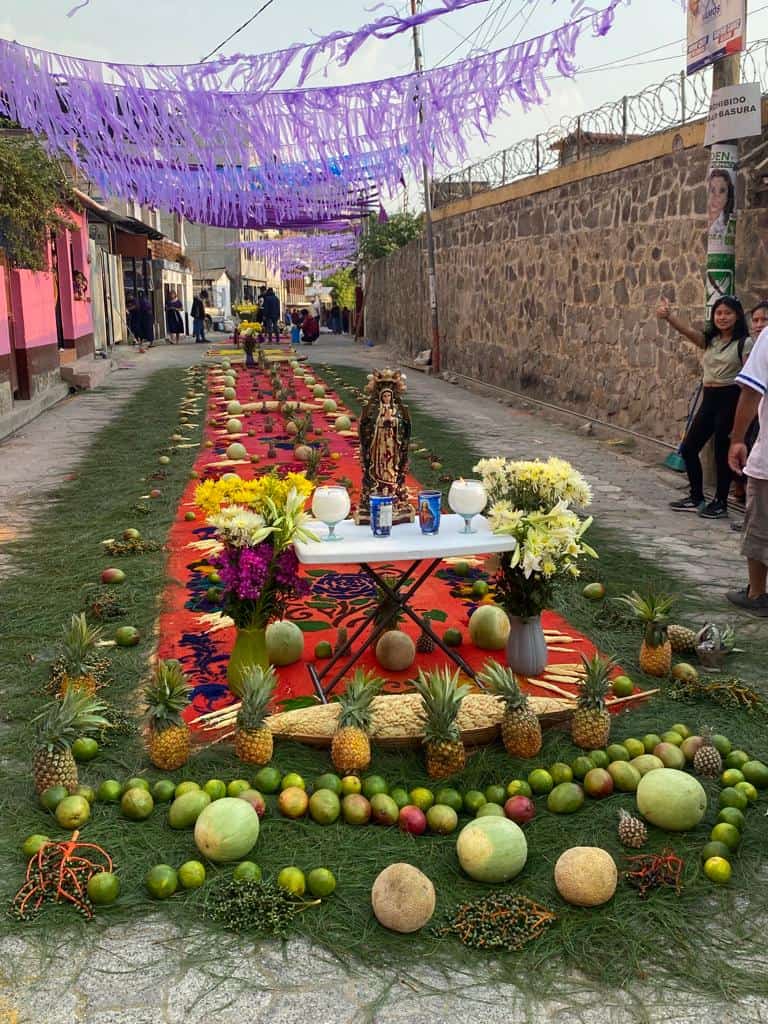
[736,328,768,480]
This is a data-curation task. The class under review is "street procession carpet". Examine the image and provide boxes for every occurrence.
[155,345,623,726]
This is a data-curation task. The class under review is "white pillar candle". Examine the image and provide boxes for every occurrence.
[312,486,351,523]
[448,479,487,516]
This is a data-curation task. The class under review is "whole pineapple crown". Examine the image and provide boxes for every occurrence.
[337,669,382,732]
[144,660,189,733]
[236,665,276,731]
[477,660,529,712]
[616,589,675,646]
[413,667,471,744]
[576,653,616,712]
[34,689,110,753]
[60,612,103,675]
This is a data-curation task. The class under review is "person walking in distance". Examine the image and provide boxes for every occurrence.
[262,287,281,345]
[165,290,184,344]
[727,328,768,615]
[191,290,207,344]
[657,295,753,519]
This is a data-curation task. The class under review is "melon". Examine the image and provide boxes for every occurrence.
[371,863,436,933]
[294,445,313,462]
[221,473,240,482]
[334,415,352,431]
[168,790,211,829]
[636,768,707,831]
[631,754,664,776]
[227,401,242,415]
[468,606,510,650]
[194,798,260,862]
[322,399,338,413]
[312,385,326,398]
[223,387,236,400]
[266,620,305,666]
[375,630,415,672]
[456,816,527,883]
[554,847,617,907]
[226,442,247,461]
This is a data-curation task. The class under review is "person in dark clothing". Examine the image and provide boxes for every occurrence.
[302,311,319,344]
[191,291,207,343]
[330,304,341,334]
[262,288,281,345]
[342,307,350,334]
[165,290,183,343]
[137,293,154,348]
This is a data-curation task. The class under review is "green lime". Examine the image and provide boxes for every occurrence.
[307,867,337,898]
[146,864,178,899]
[87,872,120,905]
[506,779,533,798]
[277,866,306,897]
[39,785,68,811]
[471,580,489,597]
[174,780,200,798]
[227,779,251,797]
[76,785,96,804]
[606,744,630,762]
[453,561,471,577]
[121,787,154,821]
[712,734,732,756]
[253,766,282,794]
[152,779,177,803]
[476,802,505,817]
[548,763,573,786]
[72,737,99,762]
[717,806,745,830]
[389,786,410,809]
[527,769,554,794]
[443,628,463,647]
[178,860,206,890]
[742,760,768,788]
[710,822,741,850]
[611,676,634,698]
[721,769,745,788]
[735,781,758,803]
[588,750,610,769]
[22,834,50,858]
[233,861,262,883]
[409,787,434,811]
[701,840,732,862]
[719,787,748,811]
[314,641,333,659]
[435,787,463,812]
[203,779,228,801]
[571,756,595,780]
[725,750,750,770]
[97,779,122,803]
[641,735,662,754]
[362,775,389,799]
[463,789,486,813]
[704,856,732,884]
[122,777,151,794]
[280,772,305,791]
[484,784,507,805]
[314,773,343,796]
[623,738,645,759]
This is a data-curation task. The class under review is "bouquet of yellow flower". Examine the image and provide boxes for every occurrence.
[474,457,596,619]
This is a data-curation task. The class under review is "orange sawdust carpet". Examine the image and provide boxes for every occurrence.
[156,350,622,726]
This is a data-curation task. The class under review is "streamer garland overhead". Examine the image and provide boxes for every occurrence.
[4,0,631,226]
[234,232,359,275]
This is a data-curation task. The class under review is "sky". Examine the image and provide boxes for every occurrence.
[2,0,768,212]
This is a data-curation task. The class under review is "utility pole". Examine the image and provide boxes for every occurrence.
[411,0,441,373]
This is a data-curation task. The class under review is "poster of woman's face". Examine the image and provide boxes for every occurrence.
[707,169,735,228]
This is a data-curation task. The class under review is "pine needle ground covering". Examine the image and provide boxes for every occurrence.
[0,362,766,1007]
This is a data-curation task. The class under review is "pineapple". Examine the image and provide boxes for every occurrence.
[413,667,471,779]
[144,660,191,771]
[693,727,722,778]
[571,653,615,749]
[57,613,103,696]
[617,590,675,677]
[33,689,110,794]
[477,660,542,758]
[618,809,648,849]
[668,624,698,655]
[234,665,276,765]
[415,630,435,654]
[331,669,381,775]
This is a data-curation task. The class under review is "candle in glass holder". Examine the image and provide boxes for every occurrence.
[311,486,350,541]
[448,479,487,534]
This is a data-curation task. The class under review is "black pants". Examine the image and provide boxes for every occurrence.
[680,385,741,503]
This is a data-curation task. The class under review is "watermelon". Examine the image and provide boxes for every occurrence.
[636,768,707,831]
[266,620,304,666]
[194,798,260,863]
[456,817,527,883]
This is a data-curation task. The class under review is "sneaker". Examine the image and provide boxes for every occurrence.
[699,499,729,519]
[669,496,705,512]
[726,588,768,617]
[730,520,744,533]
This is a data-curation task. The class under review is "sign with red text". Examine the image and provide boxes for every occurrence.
[687,0,746,76]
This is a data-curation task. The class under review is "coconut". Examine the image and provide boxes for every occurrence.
[266,620,305,666]
[375,630,415,672]
[226,418,243,434]
[226,442,247,461]
[468,605,510,650]
[636,768,707,831]
[554,847,617,907]
[371,863,436,933]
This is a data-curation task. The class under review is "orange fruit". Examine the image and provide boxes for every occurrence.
[703,856,732,884]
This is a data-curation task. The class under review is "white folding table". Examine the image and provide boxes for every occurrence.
[294,514,516,701]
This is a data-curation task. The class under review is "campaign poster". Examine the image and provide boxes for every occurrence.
[687,0,746,76]
[705,144,737,309]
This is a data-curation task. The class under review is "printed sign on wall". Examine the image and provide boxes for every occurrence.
[687,0,746,76]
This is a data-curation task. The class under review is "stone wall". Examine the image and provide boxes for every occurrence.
[366,127,768,444]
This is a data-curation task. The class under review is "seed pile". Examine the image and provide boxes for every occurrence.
[102,538,162,557]
[437,892,556,951]
[203,879,304,937]
[624,850,684,899]
[666,676,768,717]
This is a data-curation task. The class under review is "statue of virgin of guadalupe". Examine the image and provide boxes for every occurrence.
[355,370,414,525]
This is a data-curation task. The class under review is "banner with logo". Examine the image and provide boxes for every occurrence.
[706,143,737,309]
[687,0,746,76]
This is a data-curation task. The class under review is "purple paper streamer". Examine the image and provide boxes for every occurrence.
[66,0,90,15]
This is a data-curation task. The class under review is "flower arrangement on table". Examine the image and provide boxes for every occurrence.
[194,473,316,692]
[474,456,596,626]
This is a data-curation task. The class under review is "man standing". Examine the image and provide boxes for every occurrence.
[191,290,207,344]
[727,329,768,616]
[262,287,281,345]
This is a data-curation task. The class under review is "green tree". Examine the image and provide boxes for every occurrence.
[357,211,422,263]
[322,267,356,309]
[0,133,75,270]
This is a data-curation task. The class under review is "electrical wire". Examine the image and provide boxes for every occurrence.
[200,0,279,63]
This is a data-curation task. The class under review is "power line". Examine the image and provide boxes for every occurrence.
[200,0,279,63]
